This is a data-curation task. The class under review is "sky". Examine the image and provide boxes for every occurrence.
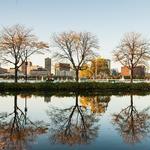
[0,0,150,70]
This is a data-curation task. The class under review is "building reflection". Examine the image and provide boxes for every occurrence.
[44,96,51,103]
[47,94,102,145]
[0,95,48,150]
[112,95,150,144]
[80,96,110,113]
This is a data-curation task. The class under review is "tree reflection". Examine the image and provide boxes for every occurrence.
[0,95,47,150]
[47,95,100,145]
[80,96,110,113]
[112,95,150,144]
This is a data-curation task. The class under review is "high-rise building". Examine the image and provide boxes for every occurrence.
[45,58,51,74]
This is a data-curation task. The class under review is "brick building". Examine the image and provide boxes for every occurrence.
[121,66,130,77]
[121,66,145,78]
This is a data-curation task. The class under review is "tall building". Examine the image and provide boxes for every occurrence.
[45,58,51,74]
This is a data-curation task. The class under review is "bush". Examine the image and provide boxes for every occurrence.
[0,82,150,94]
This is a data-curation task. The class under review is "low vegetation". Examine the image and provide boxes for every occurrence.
[0,82,150,94]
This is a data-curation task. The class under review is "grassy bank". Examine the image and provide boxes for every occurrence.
[0,82,150,94]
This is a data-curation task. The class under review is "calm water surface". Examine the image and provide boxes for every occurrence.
[0,94,150,150]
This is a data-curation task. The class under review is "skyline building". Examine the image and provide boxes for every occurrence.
[121,65,146,78]
[45,58,51,74]
[55,63,75,80]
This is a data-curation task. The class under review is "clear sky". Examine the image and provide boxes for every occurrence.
[0,0,150,70]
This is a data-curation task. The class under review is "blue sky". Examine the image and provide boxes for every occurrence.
[0,0,150,69]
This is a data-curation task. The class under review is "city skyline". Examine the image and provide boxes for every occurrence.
[1,0,150,70]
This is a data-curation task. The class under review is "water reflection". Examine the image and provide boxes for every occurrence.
[1,93,150,149]
[0,95,47,150]
[112,95,150,144]
[44,96,51,103]
[80,96,110,113]
[47,95,102,145]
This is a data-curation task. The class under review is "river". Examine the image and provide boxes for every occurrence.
[0,94,150,150]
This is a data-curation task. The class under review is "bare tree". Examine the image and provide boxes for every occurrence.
[47,95,99,145]
[0,95,48,150]
[112,95,150,144]
[113,32,150,83]
[52,31,99,81]
[0,24,49,83]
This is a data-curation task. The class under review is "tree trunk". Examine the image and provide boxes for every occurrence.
[75,94,79,106]
[11,95,18,135]
[130,68,134,83]
[14,66,18,83]
[130,94,133,107]
[130,94,134,134]
[25,61,28,82]
[14,95,17,114]
[25,52,28,82]
[75,69,79,82]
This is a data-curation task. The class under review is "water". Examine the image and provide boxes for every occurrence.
[0,94,150,150]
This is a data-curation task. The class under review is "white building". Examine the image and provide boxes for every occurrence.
[55,63,75,80]
[30,67,49,77]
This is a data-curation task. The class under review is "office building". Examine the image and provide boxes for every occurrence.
[45,58,51,74]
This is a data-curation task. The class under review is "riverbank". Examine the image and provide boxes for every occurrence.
[0,82,150,94]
